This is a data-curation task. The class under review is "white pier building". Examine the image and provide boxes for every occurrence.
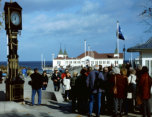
[53,47,123,69]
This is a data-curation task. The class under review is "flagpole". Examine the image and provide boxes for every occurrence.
[123,41,126,64]
[131,52,133,67]
[84,40,86,57]
[88,45,90,56]
[84,40,86,66]
[117,21,119,66]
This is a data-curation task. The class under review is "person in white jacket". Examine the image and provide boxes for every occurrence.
[128,68,137,110]
[63,72,71,101]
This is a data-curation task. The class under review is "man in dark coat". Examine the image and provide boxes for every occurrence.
[30,68,43,105]
[75,68,89,114]
[51,68,61,91]
[86,65,104,117]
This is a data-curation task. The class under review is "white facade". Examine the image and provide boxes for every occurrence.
[139,50,152,76]
[53,52,123,69]
[127,37,152,77]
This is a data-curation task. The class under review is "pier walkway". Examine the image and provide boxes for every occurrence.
[0,68,151,117]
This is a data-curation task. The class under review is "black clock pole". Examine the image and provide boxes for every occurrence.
[4,2,24,101]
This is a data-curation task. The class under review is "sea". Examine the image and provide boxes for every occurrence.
[0,61,52,72]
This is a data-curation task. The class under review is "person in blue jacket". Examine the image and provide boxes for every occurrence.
[86,65,104,117]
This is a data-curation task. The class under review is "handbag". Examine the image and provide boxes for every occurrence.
[128,76,133,92]
[113,76,117,94]
[136,95,142,105]
[127,92,132,99]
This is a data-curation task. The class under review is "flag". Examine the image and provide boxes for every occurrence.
[116,24,125,40]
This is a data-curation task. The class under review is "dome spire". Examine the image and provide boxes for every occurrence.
[64,48,68,55]
[58,44,63,55]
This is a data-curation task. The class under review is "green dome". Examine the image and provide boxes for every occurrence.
[58,48,63,55]
[64,49,68,55]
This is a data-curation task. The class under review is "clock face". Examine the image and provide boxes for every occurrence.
[11,11,20,26]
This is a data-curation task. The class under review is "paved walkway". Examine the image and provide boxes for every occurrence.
[0,99,143,117]
[0,67,151,117]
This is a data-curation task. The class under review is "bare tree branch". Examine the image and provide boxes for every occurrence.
[139,0,152,33]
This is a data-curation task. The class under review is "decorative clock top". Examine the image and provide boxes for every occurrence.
[11,11,20,26]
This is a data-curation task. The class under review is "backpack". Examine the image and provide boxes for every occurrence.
[94,72,104,90]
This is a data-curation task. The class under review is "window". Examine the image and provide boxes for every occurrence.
[103,61,106,64]
[145,60,149,68]
[77,61,80,64]
[95,61,98,65]
[74,61,76,64]
[107,61,110,64]
[66,61,68,64]
[69,61,72,64]
[57,61,61,65]
[91,61,94,64]
[99,61,102,64]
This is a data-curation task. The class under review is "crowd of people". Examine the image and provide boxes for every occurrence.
[51,64,152,117]
[29,64,152,117]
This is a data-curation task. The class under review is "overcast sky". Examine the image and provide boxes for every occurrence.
[0,0,151,61]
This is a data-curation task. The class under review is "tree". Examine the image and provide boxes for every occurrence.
[140,0,152,33]
[0,0,4,30]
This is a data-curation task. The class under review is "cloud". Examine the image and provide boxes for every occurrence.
[16,0,82,13]
[25,12,112,39]
[0,0,148,61]
[81,0,100,14]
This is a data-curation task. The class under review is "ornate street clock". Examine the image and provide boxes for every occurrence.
[4,2,24,102]
[4,2,22,32]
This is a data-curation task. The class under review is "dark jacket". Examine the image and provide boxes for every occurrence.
[139,73,152,99]
[86,70,104,94]
[75,74,88,98]
[42,75,48,87]
[110,74,128,98]
[51,73,61,85]
[70,76,77,87]
[42,75,48,83]
[30,73,43,90]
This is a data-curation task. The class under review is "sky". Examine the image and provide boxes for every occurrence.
[0,0,151,61]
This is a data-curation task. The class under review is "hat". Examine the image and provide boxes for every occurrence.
[73,71,78,76]
[94,65,99,70]
[137,64,142,70]
[54,68,58,71]
[112,67,120,74]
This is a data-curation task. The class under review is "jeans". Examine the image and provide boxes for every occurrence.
[65,90,70,100]
[42,85,46,90]
[54,85,60,91]
[114,97,123,114]
[131,84,136,100]
[101,92,106,113]
[89,92,102,116]
[142,99,151,117]
[32,88,41,105]
[123,98,128,114]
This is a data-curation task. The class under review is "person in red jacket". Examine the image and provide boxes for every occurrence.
[61,69,68,94]
[110,67,128,116]
[139,66,152,117]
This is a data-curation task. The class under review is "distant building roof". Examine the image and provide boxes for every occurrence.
[58,48,63,55]
[114,47,118,54]
[55,51,123,60]
[77,51,123,59]
[64,49,68,55]
[127,37,152,52]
